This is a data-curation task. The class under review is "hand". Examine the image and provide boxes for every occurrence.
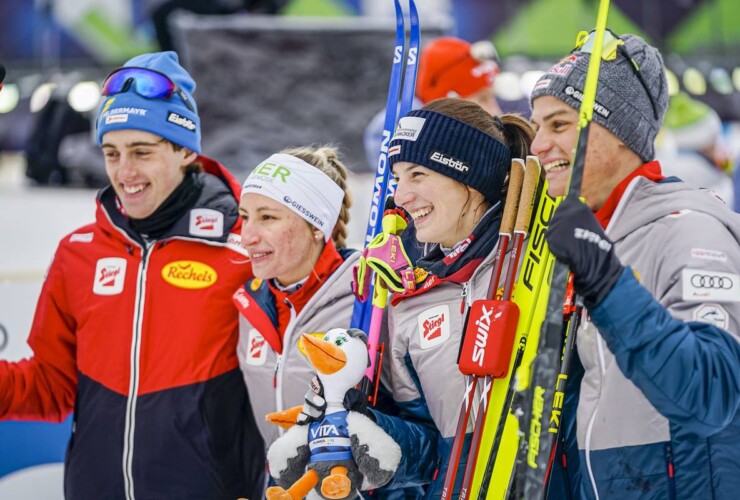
[545,196,623,307]
[296,376,326,425]
[343,387,369,415]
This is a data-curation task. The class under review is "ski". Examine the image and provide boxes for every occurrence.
[356,0,420,398]
[515,1,613,497]
[457,157,541,500]
[441,158,526,500]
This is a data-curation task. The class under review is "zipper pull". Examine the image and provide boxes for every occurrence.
[460,282,469,314]
[273,354,282,389]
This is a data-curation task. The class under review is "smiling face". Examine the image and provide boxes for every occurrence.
[392,162,487,247]
[102,129,196,219]
[239,193,323,286]
[530,95,642,210]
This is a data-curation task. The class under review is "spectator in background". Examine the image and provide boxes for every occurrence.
[151,0,285,52]
[363,36,502,170]
[659,91,735,207]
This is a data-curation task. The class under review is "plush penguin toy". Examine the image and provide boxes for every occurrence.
[265,328,401,500]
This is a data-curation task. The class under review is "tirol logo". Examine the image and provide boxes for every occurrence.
[418,305,451,349]
[189,209,224,237]
[246,329,268,366]
[93,257,127,295]
[162,260,218,289]
[167,111,196,131]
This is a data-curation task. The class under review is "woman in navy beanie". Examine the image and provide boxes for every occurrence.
[0,51,265,499]
[360,98,535,497]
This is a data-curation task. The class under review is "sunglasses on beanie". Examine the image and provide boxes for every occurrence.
[101,67,195,112]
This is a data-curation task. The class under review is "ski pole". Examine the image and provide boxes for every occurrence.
[518,0,612,497]
[441,158,526,499]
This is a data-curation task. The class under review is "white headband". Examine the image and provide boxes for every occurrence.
[241,153,344,241]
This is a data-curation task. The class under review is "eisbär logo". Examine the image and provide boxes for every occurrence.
[93,257,127,295]
[162,260,217,289]
[418,305,450,349]
[167,111,196,131]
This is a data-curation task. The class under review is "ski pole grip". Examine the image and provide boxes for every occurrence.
[516,156,543,234]
[501,158,525,236]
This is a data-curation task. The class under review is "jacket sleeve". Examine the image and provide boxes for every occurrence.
[0,248,77,421]
[590,266,740,438]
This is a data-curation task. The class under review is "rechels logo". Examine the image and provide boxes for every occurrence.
[93,258,127,295]
[189,209,224,237]
[167,111,196,131]
[418,305,450,349]
[162,260,218,289]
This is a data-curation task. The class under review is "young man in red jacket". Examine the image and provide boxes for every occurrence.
[0,51,264,499]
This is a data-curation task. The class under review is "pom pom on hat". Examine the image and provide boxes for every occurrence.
[416,37,500,104]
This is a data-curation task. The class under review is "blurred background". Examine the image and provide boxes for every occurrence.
[1,0,740,497]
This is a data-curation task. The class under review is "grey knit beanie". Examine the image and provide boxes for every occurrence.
[530,34,669,162]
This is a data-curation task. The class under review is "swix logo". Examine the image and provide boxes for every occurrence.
[245,329,267,366]
[93,258,126,295]
[522,192,556,292]
[189,209,224,237]
[310,424,339,439]
[418,305,450,349]
[471,305,502,367]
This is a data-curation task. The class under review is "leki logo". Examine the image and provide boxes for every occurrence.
[93,257,126,295]
[162,260,218,289]
[423,314,445,340]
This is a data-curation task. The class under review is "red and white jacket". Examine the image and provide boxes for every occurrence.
[0,157,264,500]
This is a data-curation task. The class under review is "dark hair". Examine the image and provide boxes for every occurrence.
[421,97,535,215]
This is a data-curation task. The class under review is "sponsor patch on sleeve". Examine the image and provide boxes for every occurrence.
[690,248,728,262]
[682,269,740,302]
[418,304,450,349]
[692,303,729,330]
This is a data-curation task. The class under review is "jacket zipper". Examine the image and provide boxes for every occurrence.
[274,300,296,436]
[665,442,676,499]
[123,244,150,500]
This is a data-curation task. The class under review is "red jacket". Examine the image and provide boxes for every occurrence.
[0,157,264,499]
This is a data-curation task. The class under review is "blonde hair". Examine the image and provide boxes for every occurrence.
[279,145,352,248]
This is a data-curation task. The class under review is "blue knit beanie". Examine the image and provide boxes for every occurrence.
[96,51,201,153]
[388,109,511,204]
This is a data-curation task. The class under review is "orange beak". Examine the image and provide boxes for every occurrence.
[300,333,347,375]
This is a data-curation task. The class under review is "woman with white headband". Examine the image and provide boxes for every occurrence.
[232,146,359,449]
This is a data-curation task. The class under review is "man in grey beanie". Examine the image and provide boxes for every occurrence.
[530,31,740,498]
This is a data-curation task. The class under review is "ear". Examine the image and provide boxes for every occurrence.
[182,148,198,165]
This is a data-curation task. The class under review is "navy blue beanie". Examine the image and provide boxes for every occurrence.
[96,51,201,153]
[388,109,511,204]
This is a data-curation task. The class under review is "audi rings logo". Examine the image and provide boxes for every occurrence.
[690,274,733,289]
